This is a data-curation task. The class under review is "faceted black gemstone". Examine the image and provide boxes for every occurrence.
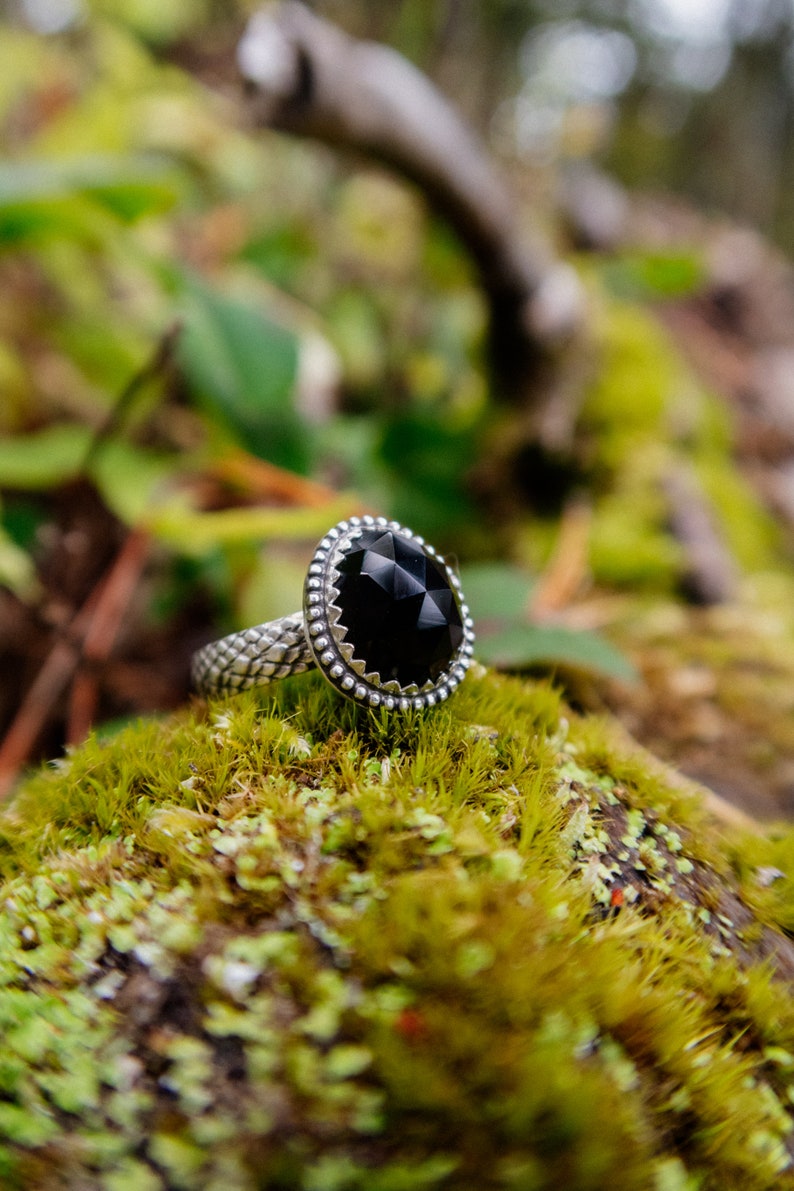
[334,529,464,687]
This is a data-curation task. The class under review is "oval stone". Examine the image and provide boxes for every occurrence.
[334,529,464,687]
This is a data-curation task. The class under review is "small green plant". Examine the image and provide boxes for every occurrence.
[461,562,636,681]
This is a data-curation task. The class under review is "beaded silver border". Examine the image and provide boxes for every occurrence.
[302,516,475,711]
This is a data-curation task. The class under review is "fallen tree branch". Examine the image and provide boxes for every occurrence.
[237,2,584,407]
[662,465,738,605]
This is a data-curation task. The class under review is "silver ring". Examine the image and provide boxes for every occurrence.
[192,516,475,711]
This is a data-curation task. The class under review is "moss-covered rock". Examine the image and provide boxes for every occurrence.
[3,669,794,1190]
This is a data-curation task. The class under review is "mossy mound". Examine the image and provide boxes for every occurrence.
[3,670,794,1190]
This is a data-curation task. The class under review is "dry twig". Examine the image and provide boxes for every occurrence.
[0,530,150,801]
[82,321,183,472]
[530,499,593,616]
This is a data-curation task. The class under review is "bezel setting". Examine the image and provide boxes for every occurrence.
[302,516,475,710]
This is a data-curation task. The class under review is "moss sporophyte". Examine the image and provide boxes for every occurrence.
[2,669,794,1188]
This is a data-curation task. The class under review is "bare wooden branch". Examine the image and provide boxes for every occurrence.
[237,2,584,404]
[663,465,738,605]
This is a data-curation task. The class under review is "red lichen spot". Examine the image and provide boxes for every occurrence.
[395,1007,429,1042]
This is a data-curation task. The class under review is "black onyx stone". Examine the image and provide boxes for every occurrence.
[334,529,464,687]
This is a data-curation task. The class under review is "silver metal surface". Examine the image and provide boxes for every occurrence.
[191,612,313,694]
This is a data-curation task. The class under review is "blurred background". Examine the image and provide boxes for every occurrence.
[1,0,794,814]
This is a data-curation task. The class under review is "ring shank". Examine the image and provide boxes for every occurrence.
[191,612,314,694]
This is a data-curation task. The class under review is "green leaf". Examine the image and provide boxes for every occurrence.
[476,623,636,682]
[0,156,178,246]
[89,440,181,525]
[0,425,184,527]
[241,223,316,290]
[177,276,306,472]
[458,564,634,681]
[148,498,357,555]
[0,519,37,598]
[0,193,104,247]
[378,412,477,537]
[602,252,704,301]
[380,413,474,489]
[83,175,177,222]
[0,157,177,211]
[459,563,534,623]
[0,424,90,487]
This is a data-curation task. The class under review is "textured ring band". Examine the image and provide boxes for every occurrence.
[192,516,475,711]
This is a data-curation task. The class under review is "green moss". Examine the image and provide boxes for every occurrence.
[2,671,794,1188]
[588,474,684,589]
[583,302,678,463]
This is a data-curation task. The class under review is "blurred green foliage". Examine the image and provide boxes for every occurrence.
[1,0,790,697]
[0,4,489,628]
